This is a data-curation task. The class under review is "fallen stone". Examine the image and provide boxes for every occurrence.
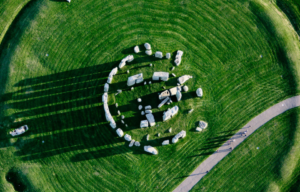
[139,105,143,110]
[183,85,189,92]
[134,141,140,147]
[195,127,202,132]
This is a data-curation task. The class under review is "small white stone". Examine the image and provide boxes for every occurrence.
[131,87,134,91]
[145,110,152,114]
[146,134,150,141]
[125,124,128,127]
[177,83,180,86]
[42,140,45,143]
[134,141,140,147]
[141,111,145,115]
[196,127,202,132]
[121,115,125,119]
[149,81,152,84]
[46,54,49,57]
[166,53,171,59]
[145,105,152,110]
[137,98,142,102]
[172,73,176,77]
[144,81,147,85]
[138,105,143,110]
[115,103,118,108]
[171,67,175,71]
[121,120,125,124]
[162,140,169,145]
[183,85,189,92]
[157,133,160,137]
[169,128,172,133]
[149,63,153,67]
[117,110,121,115]
[127,70,129,74]
[129,140,135,147]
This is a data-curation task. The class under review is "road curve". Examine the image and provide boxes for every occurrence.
[173,96,300,192]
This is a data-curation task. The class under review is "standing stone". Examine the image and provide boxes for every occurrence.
[138,105,143,110]
[117,110,121,115]
[172,73,176,77]
[149,81,152,84]
[121,120,125,124]
[149,63,153,67]
[137,98,142,102]
[188,109,194,114]
[121,115,125,119]
[168,128,172,133]
[171,67,175,71]
[127,70,129,74]
[157,133,160,137]
[144,81,147,85]
[131,87,134,91]
[115,103,118,108]
[146,134,149,141]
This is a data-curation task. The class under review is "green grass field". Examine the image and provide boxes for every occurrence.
[0,0,300,191]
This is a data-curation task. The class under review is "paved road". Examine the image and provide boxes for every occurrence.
[173,96,300,192]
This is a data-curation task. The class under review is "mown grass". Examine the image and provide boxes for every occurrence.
[0,0,299,191]
[192,108,300,192]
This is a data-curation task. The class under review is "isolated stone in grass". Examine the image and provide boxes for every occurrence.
[195,127,202,132]
[144,81,147,85]
[67,0,71,3]
[167,102,170,105]
[141,111,145,115]
[138,105,143,110]
[117,89,122,93]
[117,110,121,115]
[137,98,142,102]
[131,87,134,91]
[172,73,176,77]
[178,75,193,85]
[121,120,124,124]
[157,133,161,137]
[135,141,140,147]
[168,128,172,133]
[172,130,186,143]
[144,145,158,155]
[115,103,118,108]
[134,46,140,53]
[124,134,131,141]
[171,67,175,71]
[199,121,208,129]
[145,105,151,110]
[46,53,49,56]
[162,140,169,145]
[149,81,152,84]
[116,128,124,137]
[146,134,149,141]
[121,115,125,119]
[149,63,153,67]
[188,109,194,114]
[196,88,203,97]
[146,50,152,56]
[127,70,129,74]
[155,51,163,58]
[129,140,135,147]
[166,53,171,59]
[144,43,151,50]
[183,85,189,92]
[140,120,149,128]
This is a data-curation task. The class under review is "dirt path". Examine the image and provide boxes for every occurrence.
[173,96,300,192]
